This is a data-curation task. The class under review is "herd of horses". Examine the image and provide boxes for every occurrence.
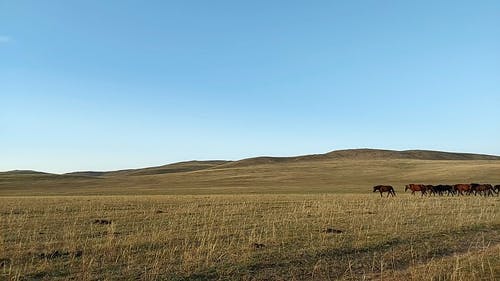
[373,184,500,197]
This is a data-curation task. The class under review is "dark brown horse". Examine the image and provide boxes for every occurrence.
[433,185,454,196]
[453,184,472,196]
[494,185,500,195]
[373,185,396,197]
[424,185,435,196]
[471,184,494,196]
[405,184,427,196]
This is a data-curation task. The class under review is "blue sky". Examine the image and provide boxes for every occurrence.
[1,1,499,173]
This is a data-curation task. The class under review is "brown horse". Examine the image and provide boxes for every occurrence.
[453,184,472,196]
[405,184,427,196]
[373,185,396,197]
[471,184,494,196]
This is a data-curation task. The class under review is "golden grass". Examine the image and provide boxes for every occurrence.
[2,155,499,279]
[1,194,499,280]
[2,159,500,196]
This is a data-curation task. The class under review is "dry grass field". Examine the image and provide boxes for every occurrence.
[1,195,499,280]
[1,150,500,280]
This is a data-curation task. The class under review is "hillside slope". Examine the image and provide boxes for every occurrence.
[215,148,500,168]
[1,149,499,195]
[65,160,230,177]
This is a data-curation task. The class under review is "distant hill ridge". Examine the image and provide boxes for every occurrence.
[327,149,500,160]
[64,160,230,177]
[218,149,500,168]
[0,170,52,175]
[1,149,499,177]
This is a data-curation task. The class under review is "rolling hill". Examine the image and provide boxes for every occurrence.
[1,148,500,195]
[218,148,500,168]
[65,160,231,177]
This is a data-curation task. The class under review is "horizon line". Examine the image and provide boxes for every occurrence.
[2,147,500,175]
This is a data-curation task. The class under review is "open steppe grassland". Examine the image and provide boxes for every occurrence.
[2,159,500,196]
[1,194,499,280]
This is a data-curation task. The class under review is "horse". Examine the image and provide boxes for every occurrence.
[494,185,500,195]
[471,184,494,196]
[373,185,396,197]
[405,184,427,196]
[425,185,435,196]
[453,184,472,196]
[427,185,453,196]
[444,185,455,196]
[436,185,454,196]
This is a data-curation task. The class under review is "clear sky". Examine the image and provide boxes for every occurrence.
[1,1,499,173]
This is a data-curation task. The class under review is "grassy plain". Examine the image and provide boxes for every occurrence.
[1,194,499,280]
[1,150,500,280]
